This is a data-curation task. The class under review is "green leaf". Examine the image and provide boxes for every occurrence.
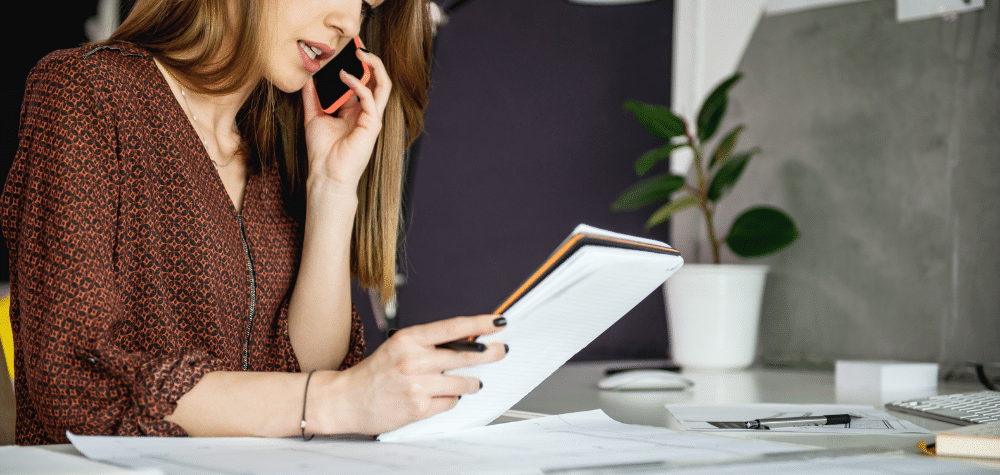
[696,72,742,143]
[611,174,687,212]
[645,195,699,229]
[623,100,686,141]
[725,207,799,258]
[709,125,744,169]
[635,143,684,176]
[706,151,753,201]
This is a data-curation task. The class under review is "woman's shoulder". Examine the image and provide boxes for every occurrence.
[28,43,159,102]
[35,43,151,73]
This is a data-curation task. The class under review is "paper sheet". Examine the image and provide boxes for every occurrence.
[627,453,997,475]
[666,404,932,434]
[379,244,683,441]
[0,446,163,475]
[69,410,807,475]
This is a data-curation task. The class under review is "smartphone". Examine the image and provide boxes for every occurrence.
[312,36,372,114]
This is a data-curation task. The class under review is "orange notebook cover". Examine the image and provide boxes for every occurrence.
[494,231,681,315]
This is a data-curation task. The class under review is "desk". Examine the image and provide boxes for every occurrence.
[20,361,1000,473]
[513,361,996,457]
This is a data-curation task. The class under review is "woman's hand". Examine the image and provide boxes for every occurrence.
[313,314,508,436]
[301,48,391,193]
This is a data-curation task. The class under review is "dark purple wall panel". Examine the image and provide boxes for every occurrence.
[387,0,676,360]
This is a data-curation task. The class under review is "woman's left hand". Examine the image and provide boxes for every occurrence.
[301,48,392,194]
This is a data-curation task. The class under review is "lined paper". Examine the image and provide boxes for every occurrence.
[379,234,683,441]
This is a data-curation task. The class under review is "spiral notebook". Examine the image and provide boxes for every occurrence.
[378,224,684,441]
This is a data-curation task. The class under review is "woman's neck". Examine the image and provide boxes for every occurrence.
[153,59,256,143]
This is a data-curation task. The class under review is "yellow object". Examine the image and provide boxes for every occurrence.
[1,295,11,380]
[916,440,937,456]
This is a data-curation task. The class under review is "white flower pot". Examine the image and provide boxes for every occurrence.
[665,264,768,370]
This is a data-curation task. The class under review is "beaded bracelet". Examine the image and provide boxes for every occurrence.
[301,369,317,441]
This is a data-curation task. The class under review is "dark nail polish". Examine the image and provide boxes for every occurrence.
[479,380,484,390]
[493,317,507,327]
[360,48,370,53]
[504,344,509,354]
[457,395,462,400]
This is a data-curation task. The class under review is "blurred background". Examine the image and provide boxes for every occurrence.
[2,0,997,370]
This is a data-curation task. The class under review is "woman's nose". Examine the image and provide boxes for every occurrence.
[324,1,364,39]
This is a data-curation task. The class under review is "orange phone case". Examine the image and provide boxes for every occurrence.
[322,37,372,114]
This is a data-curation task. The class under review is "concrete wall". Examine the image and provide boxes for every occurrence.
[671,0,1000,367]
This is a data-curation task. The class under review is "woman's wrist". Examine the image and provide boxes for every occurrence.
[306,369,363,436]
[301,176,359,230]
[306,173,361,202]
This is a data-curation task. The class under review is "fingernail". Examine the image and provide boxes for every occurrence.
[479,380,484,390]
[493,317,507,327]
[360,47,370,53]
[457,395,462,400]
[504,344,509,354]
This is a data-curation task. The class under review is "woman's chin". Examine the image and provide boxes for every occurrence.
[270,73,310,94]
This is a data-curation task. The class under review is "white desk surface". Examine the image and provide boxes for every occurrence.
[513,361,993,456]
[18,361,1000,473]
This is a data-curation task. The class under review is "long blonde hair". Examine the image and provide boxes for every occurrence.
[105,0,432,301]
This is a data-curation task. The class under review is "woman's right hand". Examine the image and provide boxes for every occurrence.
[312,314,508,435]
[300,48,391,194]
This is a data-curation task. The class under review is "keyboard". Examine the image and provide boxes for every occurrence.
[885,390,1000,425]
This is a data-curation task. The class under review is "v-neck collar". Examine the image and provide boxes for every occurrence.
[145,51,258,218]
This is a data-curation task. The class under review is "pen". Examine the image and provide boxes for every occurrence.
[745,414,853,429]
[435,339,487,352]
[388,327,488,352]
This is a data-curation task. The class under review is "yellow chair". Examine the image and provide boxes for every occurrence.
[1,294,12,445]
[0,295,10,381]
[0,295,14,381]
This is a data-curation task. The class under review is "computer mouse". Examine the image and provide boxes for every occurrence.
[597,369,694,391]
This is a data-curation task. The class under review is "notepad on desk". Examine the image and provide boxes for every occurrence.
[931,420,1000,460]
[378,224,684,441]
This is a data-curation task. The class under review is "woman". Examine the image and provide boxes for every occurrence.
[2,0,506,445]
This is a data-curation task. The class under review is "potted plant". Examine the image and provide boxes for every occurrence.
[611,72,798,370]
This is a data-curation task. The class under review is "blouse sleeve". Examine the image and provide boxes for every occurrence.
[2,54,224,441]
[339,305,366,370]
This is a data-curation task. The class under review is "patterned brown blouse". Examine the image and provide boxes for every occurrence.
[2,44,365,445]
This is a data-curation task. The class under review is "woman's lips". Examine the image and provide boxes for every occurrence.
[298,40,336,74]
[298,41,322,74]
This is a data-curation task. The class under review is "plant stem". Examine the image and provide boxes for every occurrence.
[703,202,722,264]
[687,128,722,264]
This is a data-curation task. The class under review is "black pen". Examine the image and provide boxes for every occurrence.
[436,339,487,352]
[745,414,853,429]
[388,328,488,352]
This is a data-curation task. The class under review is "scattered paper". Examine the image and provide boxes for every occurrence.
[69,410,807,475]
[644,453,997,475]
[666,403,932,434]
[0,446,163,475]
